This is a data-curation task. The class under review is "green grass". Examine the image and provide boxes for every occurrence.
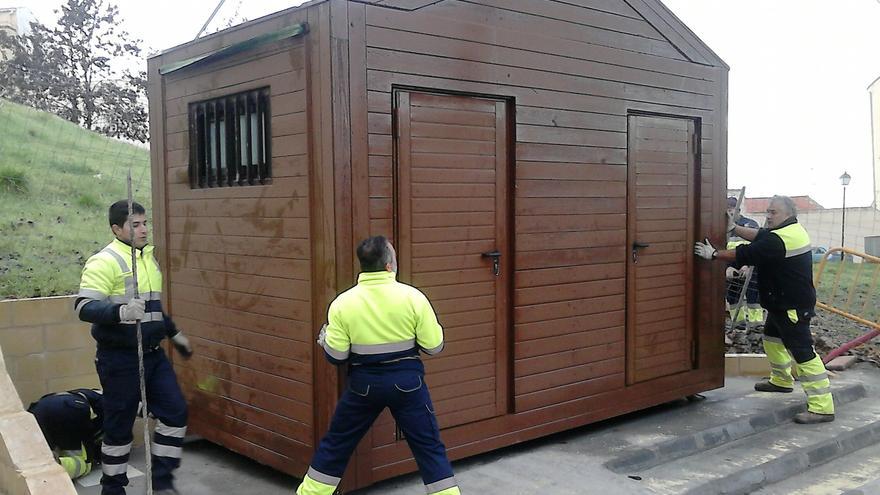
[0,166,28,193]
[0,99,151,299]
[815,259,880,323]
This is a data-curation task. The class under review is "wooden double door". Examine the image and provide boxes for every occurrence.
[387,93,700,427]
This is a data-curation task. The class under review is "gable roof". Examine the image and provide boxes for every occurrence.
[625,0,728,68]
[160,0,728,70]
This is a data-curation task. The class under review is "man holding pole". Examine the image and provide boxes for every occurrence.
[74,200,193,495]
[695,195,835,424]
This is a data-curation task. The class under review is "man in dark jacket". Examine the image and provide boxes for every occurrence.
[29,389,104,479]
[725,197,763,327]
[695,195,834,424]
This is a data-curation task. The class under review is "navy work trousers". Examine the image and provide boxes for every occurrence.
[96,347,187,494]
[310,368,455,488]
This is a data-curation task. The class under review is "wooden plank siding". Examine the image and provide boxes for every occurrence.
[353,0,726,483]
[157,28,314,475]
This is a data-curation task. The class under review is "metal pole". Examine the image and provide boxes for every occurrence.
[127,170,153,495]
[841,185,847,261]
[194,0,227,39]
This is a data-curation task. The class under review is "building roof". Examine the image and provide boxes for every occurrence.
[159,0,728,69]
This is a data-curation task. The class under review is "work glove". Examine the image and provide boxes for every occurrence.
[317,324,327,348]
[725,267,740,279]
[119,298,145,322]
[171,332,193,359]
[694,238,717,260]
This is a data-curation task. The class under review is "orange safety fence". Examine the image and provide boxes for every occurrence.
[813,247,880,363]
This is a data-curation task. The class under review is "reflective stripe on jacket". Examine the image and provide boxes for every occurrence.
[735,218,815,312]
[321,271,444,366]
[75,238,175,349]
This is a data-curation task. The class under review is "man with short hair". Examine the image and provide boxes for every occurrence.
[297,236,460,495]
[726,196,759,229]
[75,200,193,495]
[695,195,834,424]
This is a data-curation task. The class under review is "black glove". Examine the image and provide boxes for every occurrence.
[170,332,193,359]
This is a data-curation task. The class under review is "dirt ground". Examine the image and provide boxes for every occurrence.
[725,309,880,366]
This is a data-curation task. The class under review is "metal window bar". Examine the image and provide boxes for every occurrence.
[238,95,247,186]
[214,100,224,186]
[202,104,212,187]
[196,105,206,188]
[245,92,254,185]
[188,87,271,188]
[225,98,235,187]
[255,90,265,184]
[212,104,218,186]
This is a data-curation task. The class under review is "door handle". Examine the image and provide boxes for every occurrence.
[632,242,650,264]
[482,250,501,276]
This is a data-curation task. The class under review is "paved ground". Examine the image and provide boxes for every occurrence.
[73,364,880,495]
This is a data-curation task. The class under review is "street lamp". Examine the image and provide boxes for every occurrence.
[840,171,851,261]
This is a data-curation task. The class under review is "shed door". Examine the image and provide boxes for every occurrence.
[394,90,510,428]
[626,114,697,384]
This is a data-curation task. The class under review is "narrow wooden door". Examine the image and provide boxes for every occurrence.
[626,114,698,384]
[394,90,511,428]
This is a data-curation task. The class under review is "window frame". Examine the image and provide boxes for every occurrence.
[187,87,272,188]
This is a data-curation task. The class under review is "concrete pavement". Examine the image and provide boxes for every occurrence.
[74,363,880,494]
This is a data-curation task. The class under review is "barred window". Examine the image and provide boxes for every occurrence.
[188,88,271,188]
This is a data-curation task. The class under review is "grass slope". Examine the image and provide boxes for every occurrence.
[0,99,151,299]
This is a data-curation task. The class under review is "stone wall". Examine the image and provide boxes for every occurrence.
[0,325,76,494]
[0,296,99,407]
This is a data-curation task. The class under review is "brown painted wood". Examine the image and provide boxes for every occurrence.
[626,114,697,385]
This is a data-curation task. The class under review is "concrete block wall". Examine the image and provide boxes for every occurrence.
[0,296,99,407]
[0,331,76,494]
[725,354,770,376]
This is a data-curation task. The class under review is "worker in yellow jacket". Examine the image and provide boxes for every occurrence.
[297,236,460,495]
[75,200,192,495]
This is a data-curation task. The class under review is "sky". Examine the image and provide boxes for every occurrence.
[17,0,880,208]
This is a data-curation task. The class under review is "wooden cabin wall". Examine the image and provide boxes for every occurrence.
[148,9,315,474]
[345,0,727,483]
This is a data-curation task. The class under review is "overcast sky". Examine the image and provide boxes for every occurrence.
[19,0,880,208]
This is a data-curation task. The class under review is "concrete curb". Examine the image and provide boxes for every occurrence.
[605,383,867,474]
[725,354,769,376]
[687,417,880,495]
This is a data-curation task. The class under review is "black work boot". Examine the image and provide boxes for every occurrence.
[794,411,835,424]
[754,380,793,393]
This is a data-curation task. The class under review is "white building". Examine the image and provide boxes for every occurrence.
[871,75,880,208]
[0,7,33,37]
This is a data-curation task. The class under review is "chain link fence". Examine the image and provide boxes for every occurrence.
[0,98,151,299]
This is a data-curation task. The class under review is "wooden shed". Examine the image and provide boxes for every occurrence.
[147,0,729,490]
